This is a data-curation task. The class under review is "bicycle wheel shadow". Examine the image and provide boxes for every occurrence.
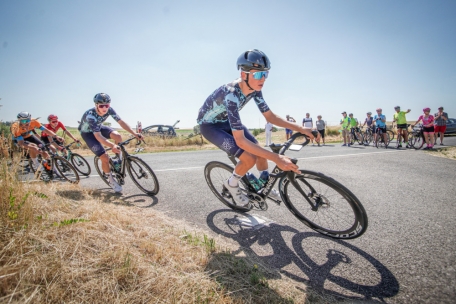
[206,209,399,302]
[86,189,159,208]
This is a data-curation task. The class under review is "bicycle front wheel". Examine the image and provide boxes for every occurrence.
[53,156,80,184]
[126,156,159,195]
[204,161,251,212]
[280,170,368,239]
[71,153,91,176]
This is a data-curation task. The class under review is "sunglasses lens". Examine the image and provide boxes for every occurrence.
[253,71,268,80]
[20,119,30,124]
[98,104,109,108]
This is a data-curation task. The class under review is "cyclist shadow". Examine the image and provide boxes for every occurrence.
[206,209,399,302]
[88,189,158,208]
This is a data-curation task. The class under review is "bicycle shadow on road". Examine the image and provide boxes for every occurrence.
[87,189,159,208]
[206,209,399,302]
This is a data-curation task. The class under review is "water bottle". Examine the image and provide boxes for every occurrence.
[246,173,261,191]
[112,156,121,171]
[258,171,270,188]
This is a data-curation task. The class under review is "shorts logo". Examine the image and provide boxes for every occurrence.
[91,145,100,152]
[222,138,235,152]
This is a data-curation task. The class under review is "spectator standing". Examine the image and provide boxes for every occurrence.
[393,106,411,148]
[340,111,350,147]
[285,115,295,140]
[302,113,314,145]
[413,107,435,150]
[315,115,326,145]
[434,106,448,145]
[265,121,273,147]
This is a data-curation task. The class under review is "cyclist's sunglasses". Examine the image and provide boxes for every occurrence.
[50,121,58,123]
[97,104,110,109]
[245,70,269,80]
[20,119,31,124]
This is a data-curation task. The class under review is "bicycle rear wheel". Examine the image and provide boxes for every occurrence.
[363,131,373,146]
[280,170,368,239]
[53,156,80,184]
[204,161,251,212]
[71,153,91,176]
[126,156,159,195]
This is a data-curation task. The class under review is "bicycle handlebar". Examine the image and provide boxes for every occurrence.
[104,136,144,152]
[278,132,311,155]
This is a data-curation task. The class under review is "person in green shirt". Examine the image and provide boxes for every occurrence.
[348,113,363,145]
[393,106,411,148]
[340,111,351,146]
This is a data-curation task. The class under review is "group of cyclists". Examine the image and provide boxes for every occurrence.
[10,93,142,193]
[340,105,448,150]
[9,49,448,202]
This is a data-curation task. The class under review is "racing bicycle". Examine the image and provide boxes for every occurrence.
[374,128,390,149]
[58,142,91,176]
[94,137,159,195]
[409,124,425,150]
[204,133,368,239]
[35,143,80,183]
[349,127,364,145]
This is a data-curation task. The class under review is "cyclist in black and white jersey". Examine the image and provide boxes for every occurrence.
[79,93,142,193]
[197,49,315,206]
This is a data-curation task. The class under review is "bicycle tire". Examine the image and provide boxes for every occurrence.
[53,156,80,184]
[204,161,251,212]
[410,132,425,150]
[94,156,115,186]
[387,130,395,141]
[70,153,91,176]
[280,170,368,239]
[126,156,159,195]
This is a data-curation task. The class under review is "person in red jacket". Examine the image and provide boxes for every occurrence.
[41,114,80,155]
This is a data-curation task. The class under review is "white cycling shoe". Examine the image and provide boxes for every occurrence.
[108,176,122,193]
[223,179,250,208]
[267,189,282,202]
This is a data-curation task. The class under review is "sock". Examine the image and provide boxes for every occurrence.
[32,158,39,167]
[228,171,242,187]
[116,153,122,161]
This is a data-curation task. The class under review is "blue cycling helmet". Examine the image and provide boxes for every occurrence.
[237,49,271,71]
[93,93,111,104]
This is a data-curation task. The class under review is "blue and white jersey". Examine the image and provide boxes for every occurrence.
[374,114,386,128]
[197,78,270,130]
[78,107,121,133]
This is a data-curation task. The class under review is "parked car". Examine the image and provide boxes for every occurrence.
[444,118,456,134]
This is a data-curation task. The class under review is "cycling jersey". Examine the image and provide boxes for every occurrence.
[41,121,66,138]
[197,78,270,131]
[78,107,121,133]
[365,117,373,127]
[418,114,434,127]
[11,120,45,141]
[302,117,313,128]
[374,114,386,128]
[393,111,408,124]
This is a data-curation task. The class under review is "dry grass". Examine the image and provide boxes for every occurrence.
[0,159,325,303]
[426,146,456,160]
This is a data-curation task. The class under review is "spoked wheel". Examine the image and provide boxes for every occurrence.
[53,156,80,184]
[363,132,372,146]
[94,156,119,187]
[355,132,364,145]
[71,153,91,176]
[280,170,368,239]
[204,161,252,212]
[410,133,425,150]
[348,133,355,145]
[126,156,159,195]
[387,130,395,141]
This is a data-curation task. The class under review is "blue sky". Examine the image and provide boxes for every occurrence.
[1,0,455,129]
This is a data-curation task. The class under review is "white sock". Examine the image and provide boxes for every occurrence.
[32,158,39,167]
[228,171,242,187]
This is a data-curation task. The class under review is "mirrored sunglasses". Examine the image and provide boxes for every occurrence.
[245,70,269,80]
[20,119,31,124]
[97,104,110,109]
[50,121,58,123]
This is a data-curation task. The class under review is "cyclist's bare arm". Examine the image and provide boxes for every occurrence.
[42,127,62,141]
[117,120,142,140]
[232,130,300,174]
[264,111,313,138]
[63,129,79,142]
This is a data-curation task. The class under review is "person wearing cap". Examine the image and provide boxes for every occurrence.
[348,113,363,145]
[373,108,388,147]
[362,112,374,145]
[285,114,296,140]
[412,107,435,149]
[434,106,448,145]
[315,115,326,145]
[340,111,350,146]
[393,106,411,148]
[302,113,314,145]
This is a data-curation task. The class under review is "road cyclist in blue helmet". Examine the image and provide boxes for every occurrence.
[197,49,316,207]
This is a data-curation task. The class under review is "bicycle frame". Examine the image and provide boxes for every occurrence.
[226,133,325,210]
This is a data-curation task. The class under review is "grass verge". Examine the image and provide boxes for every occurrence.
[425,146,456,160]
[0,159,328,303]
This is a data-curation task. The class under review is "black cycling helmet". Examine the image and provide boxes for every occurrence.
[17,111,31,120]
[93,93,111,104]
[237,49,271,71]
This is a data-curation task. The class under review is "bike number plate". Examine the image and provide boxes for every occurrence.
[289,144,303,151]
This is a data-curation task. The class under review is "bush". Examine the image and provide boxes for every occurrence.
[252,128,265,137]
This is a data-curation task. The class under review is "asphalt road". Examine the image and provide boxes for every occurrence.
[68,137,456,303]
